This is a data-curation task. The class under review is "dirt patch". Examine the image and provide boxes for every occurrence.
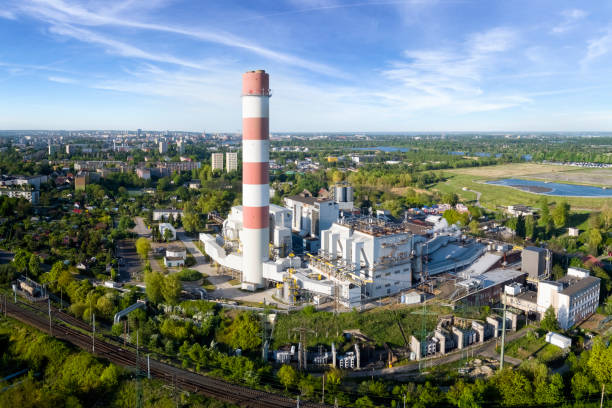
[447,163,574,178]
[527,168,612,187]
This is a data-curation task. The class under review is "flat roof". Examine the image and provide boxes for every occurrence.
[285,195,331,205]
[524,246,547,253]
[559,275,600,297]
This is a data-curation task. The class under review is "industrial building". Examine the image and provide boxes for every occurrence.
[330,182,354,211]
[504,267,600,330]
[521,246,551,279]
[284,194,339,239]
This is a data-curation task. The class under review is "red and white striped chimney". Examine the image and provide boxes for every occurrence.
[241,70,270,289]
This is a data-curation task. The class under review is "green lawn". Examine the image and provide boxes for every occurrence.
[504,331,565,363]
[433,173,612,210]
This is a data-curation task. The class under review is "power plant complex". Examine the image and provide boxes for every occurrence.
[200,70,601,324]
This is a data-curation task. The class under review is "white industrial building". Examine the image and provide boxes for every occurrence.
[284,194,339,238]
[153,209,183,221]
[537,267,600,330]
[330,183,354,211]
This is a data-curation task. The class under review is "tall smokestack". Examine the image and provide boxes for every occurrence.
[241,70,271,289]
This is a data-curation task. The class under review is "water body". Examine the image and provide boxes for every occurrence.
[486,178,612,197]
[353,146,409,152]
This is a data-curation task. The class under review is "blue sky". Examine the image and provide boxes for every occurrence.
[1,0,612,132]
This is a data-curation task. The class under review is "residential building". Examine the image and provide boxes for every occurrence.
[159,141,168,154]
[226,152,238,172]
[136,168,151,180]
[0,188,39,204]
[211,153,224,171]
[164,246,186,267]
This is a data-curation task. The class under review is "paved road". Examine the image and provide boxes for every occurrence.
[116,239,142,283]
[348,328,529,378]
[132,216,151,237]
[464,188,483,208]
[176,230,283,306]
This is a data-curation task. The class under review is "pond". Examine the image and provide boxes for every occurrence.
[486,178,612,197]
[353,146,409,152]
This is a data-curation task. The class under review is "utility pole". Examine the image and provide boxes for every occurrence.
[147,354,151,379]
[296,395,300,408]
[136,329,140,371]
[500,301,507,370]
[321,374,325,404]
[48,298,52,335]
[92,313,95,353]
[403,393,407,408]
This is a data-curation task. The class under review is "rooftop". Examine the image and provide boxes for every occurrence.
[284,195,331,205]
[558,275,600,297]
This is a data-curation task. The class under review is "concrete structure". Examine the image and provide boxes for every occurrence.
[506,267,600,329]
[506,205,534,217]
[284,194,339,238]
[451,269,527,307]
[211,153,224,171]
[153,209,183,221]
[536,268,600,329]
[75,174,87,191]
[331,182,354,211]
[164,246,186,267]
[568,227,580,237]
[241,69,271,290]
[522,246,550,279]
[226,152,238,172]
[545,332,572,349]
[0,187,39,204]
[159,140,168,154]
[159,223,176,241]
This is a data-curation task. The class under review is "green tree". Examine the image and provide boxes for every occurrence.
[277,365,298,390]
[552,200,570,228]
[571,371,599,400]
[515,215,526,238]
[163,228,173,242]
[225,312,262,351]
[588,337,612,406]
[540,306,560,332]
[135,237,151,260]
[587,228,603,254]
[447,379,484,408]
[524,215,535,240]
[28,254,41,278]
[182,202,201,233]
[443,193,459,206]
[144,270,164,304]
[469,220,480,236]
[162,274,182,305]
[12,249,31,274]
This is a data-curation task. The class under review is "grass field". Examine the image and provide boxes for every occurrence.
[435,164,612,210]
[527,168,612,187]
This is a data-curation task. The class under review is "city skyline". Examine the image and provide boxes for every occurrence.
[1,0,612,131]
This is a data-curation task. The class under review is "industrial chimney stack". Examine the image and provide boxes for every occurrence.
[241,70,271,289]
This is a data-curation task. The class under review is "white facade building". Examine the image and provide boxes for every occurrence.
[226,152,238,172]
[164,246,186,267]
[536,267,600,329]
[159,223,176,241]
[284,195,339,238]
[153,209,183,221]
[211,153,224,171]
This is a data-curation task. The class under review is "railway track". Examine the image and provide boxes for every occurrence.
[4,300,329,408]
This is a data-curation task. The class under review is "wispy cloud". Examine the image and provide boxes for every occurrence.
[0,10,17,19]
[12,0,342,77]
[551,8,587,34]
[48,75,77,84]
[48,24,209,70]
[380,27,524,113]
[581,28,612,67]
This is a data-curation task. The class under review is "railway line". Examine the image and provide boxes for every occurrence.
[3,299,329,408]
